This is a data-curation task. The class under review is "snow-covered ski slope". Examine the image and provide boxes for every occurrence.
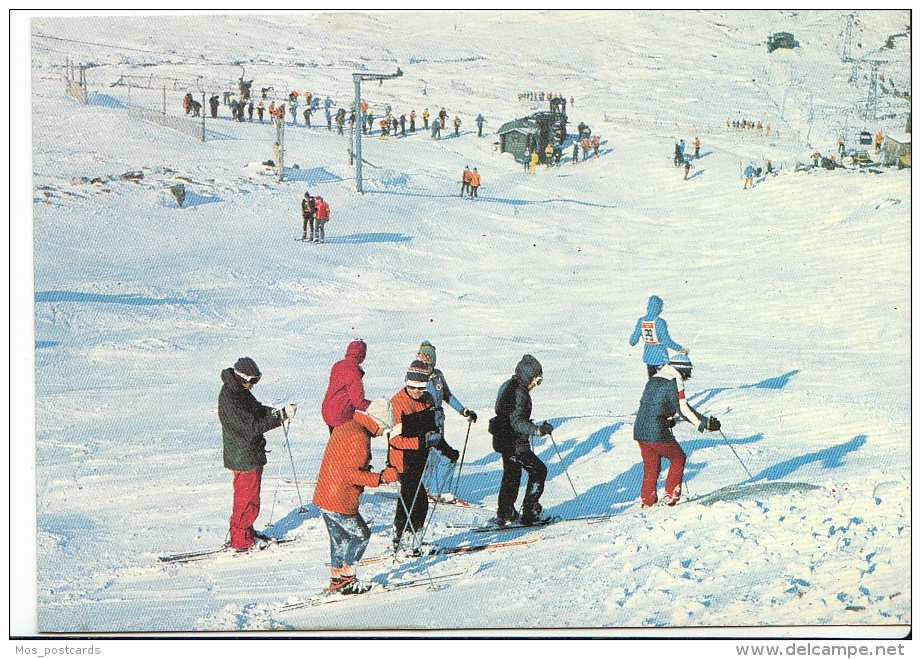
[22,10,910,635]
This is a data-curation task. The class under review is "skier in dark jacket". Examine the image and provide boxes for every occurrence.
[301,191,316,241]
[489,354,553,526]
[209,95,219,119]
[633,354,719,507]
[219,357,296,550]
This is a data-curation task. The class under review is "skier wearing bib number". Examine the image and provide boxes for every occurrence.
[629,295,688,379]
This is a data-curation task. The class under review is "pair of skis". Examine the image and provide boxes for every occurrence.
[277,568,469,612]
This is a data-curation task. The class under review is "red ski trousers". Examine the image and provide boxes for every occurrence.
[639,441,685,507]
[229,467,263,549]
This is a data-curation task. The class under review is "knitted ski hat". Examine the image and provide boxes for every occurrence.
[405,359,432,388]
[233,357,261,379]
[417,341,436,367]
[669,353,693,376]
[358,398,394,429]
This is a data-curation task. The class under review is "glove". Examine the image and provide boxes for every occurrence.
[462,408,478,423]
[380,466,399,484]
[538,421,554,436]
[280,403,297,420]
[667,417,677,428]
[698,416,720,432]
[680,348,690,355]
[421,430,442,450]
[441,445,460,463]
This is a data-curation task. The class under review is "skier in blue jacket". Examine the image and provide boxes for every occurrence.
[415,341,477,460]
[629,295,687,379]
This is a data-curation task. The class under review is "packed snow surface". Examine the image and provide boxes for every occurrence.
[26,10,910,634]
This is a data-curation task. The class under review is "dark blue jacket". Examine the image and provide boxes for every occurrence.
[634,368,707,443]
[491,355,543,453]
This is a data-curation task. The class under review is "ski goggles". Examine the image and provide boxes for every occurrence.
[533,375,543,387]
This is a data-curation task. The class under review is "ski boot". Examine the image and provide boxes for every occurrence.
[520,503,550,526]
[494,507,520,527]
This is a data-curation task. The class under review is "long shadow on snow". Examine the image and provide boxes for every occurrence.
[687,370,799,409]
[373,188,620,209]
[264,504,321,538]
[751,434,866,482]
[544,432,763,518]
[35,291,194,306]
[282,167,344,185]
[326,232,412,245]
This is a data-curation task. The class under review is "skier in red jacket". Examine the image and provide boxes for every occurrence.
[314,196,330,243]
[312,399,399,594]
[321,340,372,432]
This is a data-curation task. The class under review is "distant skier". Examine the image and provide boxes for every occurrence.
[592,135,600,158]
[461,166,473,197]
[743,164,755,189]
[409,110,416,133]
[387,360,442,554]
[422,108,430,130]
[439,107,448,129]
[544,143,555,166]
[634,353,720,507]
[628,295,687,379]
[469,168,481,198]
[303,106,312,128]
[674,142,683,167]
[475,113,485,137]
[453,115,461,137]
[314,195,330,243]
[209,95,219,119]
[219,357,296,551]
[321,340,372,432]
[399,113,406,137]
[301,191,316,242]
[312,399,399,594]
[572,142,579,164]
[693,137,701,159]
[683,156,693,180]
[529,150,539,173]
[247,101,254,121]
[256,101,264,123]
[488,354,552,526]
[325,106,332,130]
[431,119,441,140]
[581,137,590,161]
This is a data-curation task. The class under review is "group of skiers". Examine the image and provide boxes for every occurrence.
[300,191,330,243]
[726,118,771,132]
[218,294,720,594]
[517,91,574,107]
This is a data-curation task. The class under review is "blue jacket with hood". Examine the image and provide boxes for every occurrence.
[628,295,683,366]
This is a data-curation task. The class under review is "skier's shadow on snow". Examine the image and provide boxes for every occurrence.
[686,169,704,180]
[751,434,866,482]
[264,504,321,538]
[326,232,413,245]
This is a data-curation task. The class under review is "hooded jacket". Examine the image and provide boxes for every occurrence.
[218,368,282,471]
[628,295,683,366]
[312,412,385,515]
[321,340,371,428]
[491,355,543,454]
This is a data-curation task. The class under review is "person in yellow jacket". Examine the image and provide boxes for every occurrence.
[544,143,555,167]
[422,108,430,130]
[529,150,539,173]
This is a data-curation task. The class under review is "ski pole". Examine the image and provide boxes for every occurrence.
[450,419,473,498]
[718,429,755,482]
[394,447,434,555]
[548,432,579,497]
[281,419,308,514]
